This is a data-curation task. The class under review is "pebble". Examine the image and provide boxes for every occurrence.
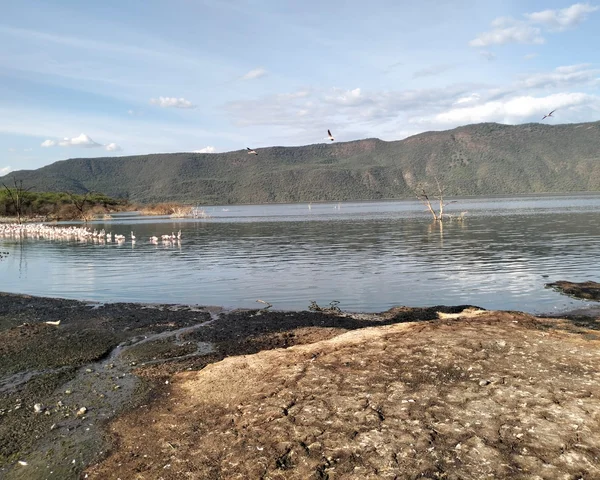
[34,403,43,414]
[77,407,88,416]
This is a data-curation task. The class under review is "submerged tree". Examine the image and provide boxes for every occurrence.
[415,176,456,222]
[2,178,33,224]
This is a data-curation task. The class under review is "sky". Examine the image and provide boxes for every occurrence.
[1,0,600,174]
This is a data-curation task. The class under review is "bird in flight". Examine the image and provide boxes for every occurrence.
[542,109,556,120]
[327,129,335,141]
[247,147,258,155]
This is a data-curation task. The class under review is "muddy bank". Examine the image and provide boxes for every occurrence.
[547,280,600,301]
[1,293,600,479]
[0,292,475,479]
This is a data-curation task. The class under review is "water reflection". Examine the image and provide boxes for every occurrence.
[1,195,600,313]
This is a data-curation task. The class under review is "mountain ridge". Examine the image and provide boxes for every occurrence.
[3,121,600,204]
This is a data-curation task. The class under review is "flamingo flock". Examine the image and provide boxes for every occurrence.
[0,223,182,246]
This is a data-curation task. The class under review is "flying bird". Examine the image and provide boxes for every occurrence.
[247,147,258,155]
[542,109,556,120]
[327,129,335,141]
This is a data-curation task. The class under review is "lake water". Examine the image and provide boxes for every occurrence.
[1,194,600,314]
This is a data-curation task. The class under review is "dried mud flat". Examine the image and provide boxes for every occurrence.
[86,311,600,480]
[1,293,600,479]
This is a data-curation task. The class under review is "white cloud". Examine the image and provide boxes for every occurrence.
[7,148,16,152]
[0,166,12,176]
[150,96,196,109]
[516,63,600,90]
[324,87,370,106]
[58,133,101,147]
[105,143,122,152]
[193,146,216,153]
[470,3,598,47]
[433,92,593,125]
[127,109,134,115]
[223,61,600,144]
[470,20,544,47]
[524,53,538,60]
[23,148,32,152]
[453,93,481,106]
[41,133,121,151]
[526,3,599,31]
[241,67,267,80]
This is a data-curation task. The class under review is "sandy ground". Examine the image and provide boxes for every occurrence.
[1,292,599,479]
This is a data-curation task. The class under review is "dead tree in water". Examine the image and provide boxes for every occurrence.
[2,178,33,224]
[415,177,456,222]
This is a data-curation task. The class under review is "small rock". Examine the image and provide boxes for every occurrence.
[479,380,491,386]
[85,368,93,373]
[34,403,43,414]
[76,407,87,416]
[18,460,28,466]
[65,389,72,395]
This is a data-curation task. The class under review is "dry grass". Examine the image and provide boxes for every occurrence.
[137,203,193,216]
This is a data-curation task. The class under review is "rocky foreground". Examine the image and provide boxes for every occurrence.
[0,293,599,479]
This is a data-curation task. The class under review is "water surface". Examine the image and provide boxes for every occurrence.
[1,194,599,314]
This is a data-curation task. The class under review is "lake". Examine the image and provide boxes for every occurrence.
[1,194,599,314]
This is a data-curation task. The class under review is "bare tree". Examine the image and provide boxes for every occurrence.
[2,178,33,224]
[415,176,456,222]
[65,191,96,222]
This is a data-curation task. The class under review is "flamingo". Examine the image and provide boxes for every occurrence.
[131,231,136,242]
[327,129,335,141]
[542,109,556,120]
[247,147,258,155]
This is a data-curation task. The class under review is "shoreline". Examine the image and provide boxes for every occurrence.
[1,292,599,478]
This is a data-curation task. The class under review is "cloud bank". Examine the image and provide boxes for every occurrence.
[41,134,122,152]
[470,3,598,47]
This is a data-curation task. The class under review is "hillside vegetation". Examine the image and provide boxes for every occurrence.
[2,122,600,204]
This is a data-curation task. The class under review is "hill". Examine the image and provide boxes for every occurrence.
[2,121,600,204]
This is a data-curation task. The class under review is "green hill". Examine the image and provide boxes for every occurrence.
[3,121,600,204]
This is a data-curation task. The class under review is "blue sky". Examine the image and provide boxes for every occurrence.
[2,0,600,174]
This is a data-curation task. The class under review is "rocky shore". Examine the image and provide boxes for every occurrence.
[0,292,599,479]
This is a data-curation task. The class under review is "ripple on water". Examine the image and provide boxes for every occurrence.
[1,196,600,313]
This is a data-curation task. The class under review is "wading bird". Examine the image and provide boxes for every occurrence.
[247,147,258,155]
[327,129,335,141]
[542,109,556,120]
